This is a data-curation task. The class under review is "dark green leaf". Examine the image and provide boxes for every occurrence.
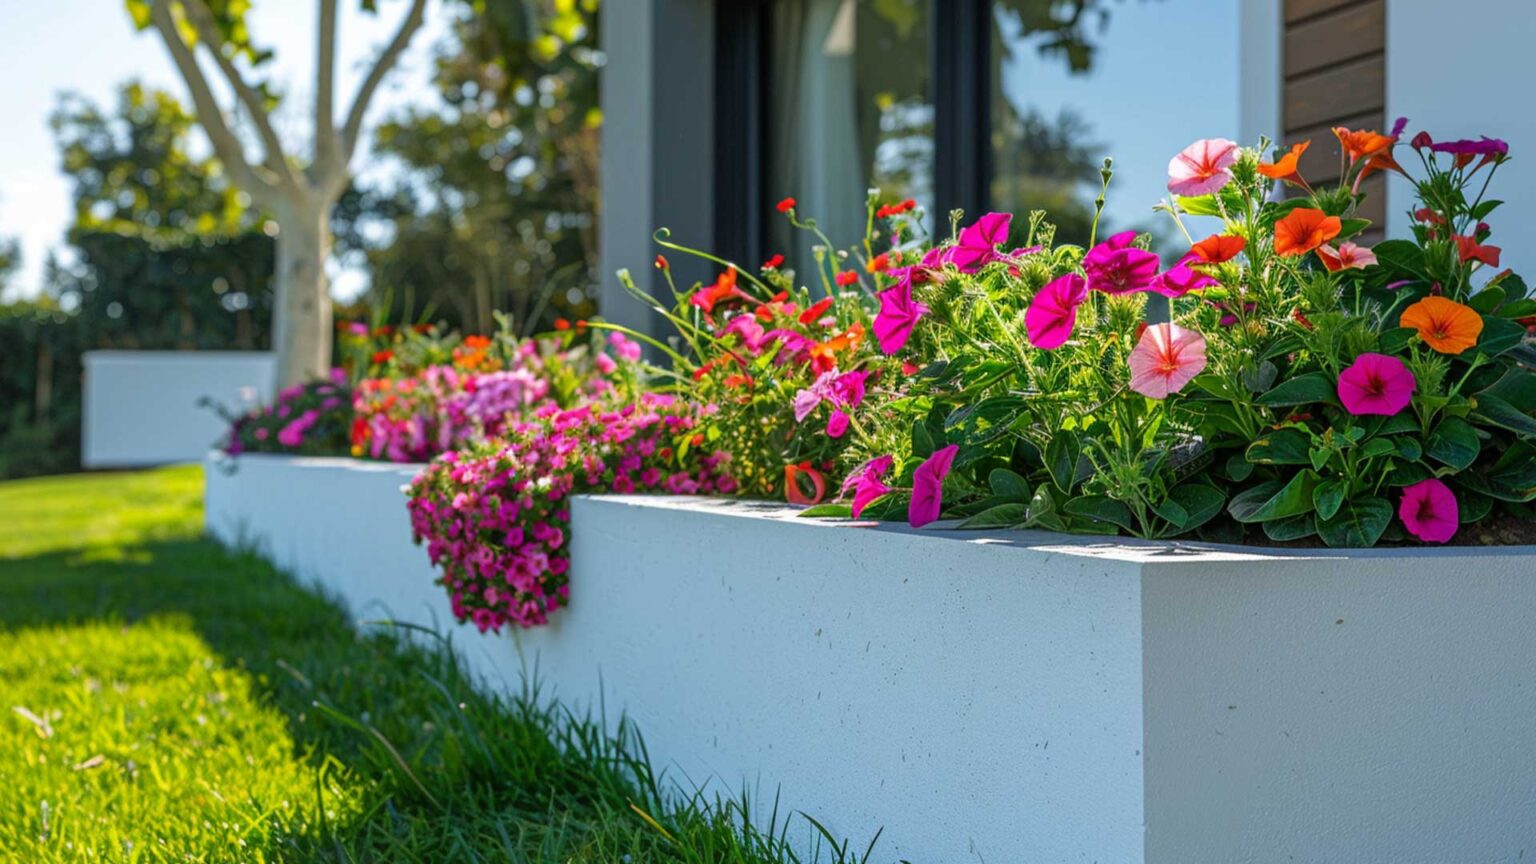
[987,468,1032,501]
[1062,495,1137,533]
[1246,427,1313,465]
[1370,239,1429,280]
[1256,372,1336,407]
[1473,316,1527,358]
[1228,470,1319,523]
[957,503,1030,530]
[1472,393,1536,437]
[1316,496,1393,547]
[1426,416,1481,470]
[1263,513,1317,542]
[1313,478,1348,521]
[1045,430,1081,493]
[1225,452,1254,482]
[1166,484,1225,532]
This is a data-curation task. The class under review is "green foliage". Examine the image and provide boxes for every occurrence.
[51,81,253,241]
[0,466,880,862]
[344,0,602,335]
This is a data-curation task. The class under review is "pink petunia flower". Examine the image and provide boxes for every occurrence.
[1316,241,1378,272]
[1128,323,1207,399]
[1084,231,1160,295]
[1337,353,1416,416]
[909,444,959,528]
[841,454,894,518]
[943,212,1012,273]
[1399,478,1458,544]
[1168,138,1239,196]
[1148,253,1219,298]
[873,278,930,354]
[827,409,851,438]
[1025,273,1088,349]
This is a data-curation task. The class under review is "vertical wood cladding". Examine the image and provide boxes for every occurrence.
[1281,0,1387,237]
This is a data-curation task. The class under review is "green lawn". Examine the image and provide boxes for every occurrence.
[0,466,879,863]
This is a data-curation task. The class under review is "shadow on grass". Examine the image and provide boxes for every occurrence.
[0,530,887,864]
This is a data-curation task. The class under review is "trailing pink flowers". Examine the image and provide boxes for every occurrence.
[1399,478,1459,544]
[408,393,736,631]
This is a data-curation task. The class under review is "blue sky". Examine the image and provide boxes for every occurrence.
[997,0,1240,234]
[0,0,451,301]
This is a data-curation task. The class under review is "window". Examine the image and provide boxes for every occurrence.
[727,0,1244,261]
[763,0,933,271]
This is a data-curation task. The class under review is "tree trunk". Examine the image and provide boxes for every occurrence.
[272,203,333,388]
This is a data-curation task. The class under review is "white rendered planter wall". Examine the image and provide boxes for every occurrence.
[83,351,275,468]
[205,453,1536,863]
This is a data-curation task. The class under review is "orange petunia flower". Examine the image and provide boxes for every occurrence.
[1273,207,1342,257]
[1333,127,1395,164]
[1190,233,1247,264]
[1401,296,1483,355]
[1258,141,1309,185]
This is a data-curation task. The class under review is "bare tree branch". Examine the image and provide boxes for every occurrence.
[314,0,339,176]
[339,0,429,166]
[181,0,303,194]
[148,0,272,203]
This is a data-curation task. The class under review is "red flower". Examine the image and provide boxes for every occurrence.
[834,271,858,287]
[371,349,394,364]
[866,253,890,274]
[553,318,571,331]
[655,254,669,271]
[798,297,834,324]
[762,253,785,270]
[691,268,745,314]
[1455,235,1501,267]
[776,197,797,214]
[901,198,916,211]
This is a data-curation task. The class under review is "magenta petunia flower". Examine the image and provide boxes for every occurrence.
[826,409,851,438]
[909,444,959,528]
[1337,353,1416,416]
[1128,323,1207,399]
[842,454,894,518]
[1167,138,1238,196]
[1084,231,1160,295]
[1399,478,1458,544]
[1025,273,1088,349]
[1148,253,1219,298]
[943,212,1012,273]
[874,278,930,354]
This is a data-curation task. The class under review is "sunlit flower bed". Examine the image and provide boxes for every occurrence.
[229,121,1536,634]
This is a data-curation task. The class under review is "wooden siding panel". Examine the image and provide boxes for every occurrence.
[1284,54,1385,132]
[1285,0,1385,77]
[1284,0,1363,24]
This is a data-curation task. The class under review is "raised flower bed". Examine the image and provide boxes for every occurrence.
[208,122,1536,860]
[206,451,1536,862]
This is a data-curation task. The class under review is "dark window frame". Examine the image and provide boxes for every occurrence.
[712,0,992,263]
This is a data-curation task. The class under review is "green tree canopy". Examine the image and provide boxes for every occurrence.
[52,81,254,243]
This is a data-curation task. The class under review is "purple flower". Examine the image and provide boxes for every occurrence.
[1148,254,1219,299]
[942,212,1012,273]
[1084,231,1159,295]
[841,455,894,518]
[909,444,959,528]
[873,279,930,354]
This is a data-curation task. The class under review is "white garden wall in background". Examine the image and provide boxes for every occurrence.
[82,351,275,468]
[206,454,1536,863]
